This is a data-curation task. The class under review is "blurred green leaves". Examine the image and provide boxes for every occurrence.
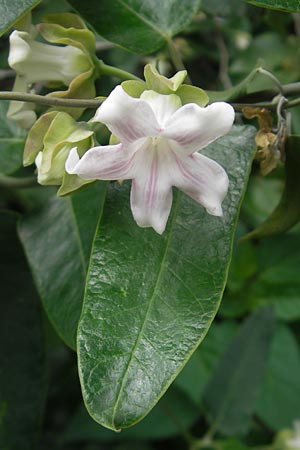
[67,0,201,53]
[0,212,46,450]
[18,182,107,349]
[243,0,300,12]
[0,102,25,176]
[203,308,275,436]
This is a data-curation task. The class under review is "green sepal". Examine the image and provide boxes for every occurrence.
[144,64,187,94]
[38,13,96,119]
[241,136,300,240]
[58,172,94,196]
[176,85,209,107]
[23,111,59,165]
[121,80,147,98]
[109,134,120,145]
[38,14,96,55]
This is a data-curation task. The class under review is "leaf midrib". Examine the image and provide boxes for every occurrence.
[111,193,182,428]
[118,0,168,38]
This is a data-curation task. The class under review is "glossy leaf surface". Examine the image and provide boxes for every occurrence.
[63,386,198,443]
[203,308,275,436]
[243,0,300,11]
[18,182,107,349]
[77,125,256,430]
[0,213,46,450]
[68,0,200,53]
[0,0,40,36]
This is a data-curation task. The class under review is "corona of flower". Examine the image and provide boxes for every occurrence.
[66,85,235,234]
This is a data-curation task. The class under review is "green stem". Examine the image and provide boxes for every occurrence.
[0,91,105,108]
[97,60,141,81]
[0,175,37,189]
[166,37,192,85]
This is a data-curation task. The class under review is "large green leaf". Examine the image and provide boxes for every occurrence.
[62,385,198,443]
[18,182,107,349]
[77,125,256,430]
[203,308,275,436]
[67,0,201,54]
[256,324,300,430]
[0,212,46,450]
[0,0,41,36]
[0,102,25,176]
[242,0,300,12]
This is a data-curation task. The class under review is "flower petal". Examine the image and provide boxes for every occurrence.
[162,102,235,155]
[130,141,174,234]
[65,143,135,180]
[172,152,229,216]
[93,85,160,143]
[140,90,181,127]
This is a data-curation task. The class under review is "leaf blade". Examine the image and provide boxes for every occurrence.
[68,0,201,54]
[18,182,107,349]
[78,125,257,430]
[0,0,41,36]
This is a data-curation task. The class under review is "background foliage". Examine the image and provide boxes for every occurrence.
[1,0,300,449]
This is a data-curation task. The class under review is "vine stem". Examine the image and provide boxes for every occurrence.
[166,37,193,85]
[97,60,141,81]
[0,175,37,188]
[0,91,105,108]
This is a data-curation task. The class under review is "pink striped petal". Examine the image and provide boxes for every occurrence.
[65,144,135,180]
[163,102,235,155]
[93,86,161,143]
[172,152,229,216]
[130,142,174,234]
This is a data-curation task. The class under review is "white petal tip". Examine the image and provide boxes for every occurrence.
[206,205,223,217]
[65,147,79,174]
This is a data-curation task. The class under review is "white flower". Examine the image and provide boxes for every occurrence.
[8,30,89,86]
[66,86,234,234]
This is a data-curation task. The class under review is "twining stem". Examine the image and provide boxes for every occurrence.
[166,37,193,85]
[0,91,105,108]
[0,175,37,188]
[97,60,141,81]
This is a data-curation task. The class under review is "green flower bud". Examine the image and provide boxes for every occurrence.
[24,111,95,195]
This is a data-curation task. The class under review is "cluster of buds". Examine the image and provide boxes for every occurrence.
[7,12,97,128]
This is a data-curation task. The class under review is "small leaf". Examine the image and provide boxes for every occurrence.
[67,0,201,54]
[203,307,275,436]
[256,324,300,430]
[77,125,256,430]
[18,182,107,349]
[241,137,300,241]
[242,0,300,12]
[0,0,41,36]
[0,212,46,450]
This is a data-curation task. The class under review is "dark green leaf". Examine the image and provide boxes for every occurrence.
[77,125,256,430]
[0,212,46,450]
[0,102,25,176]
[63,386,198,443]
[18,182,107,349]
[256,325,300,429]
[203,308,275,436]
[243,0,300,12]
[67,0,201,54]
[0,0,41,37]
[174,322,238,404]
